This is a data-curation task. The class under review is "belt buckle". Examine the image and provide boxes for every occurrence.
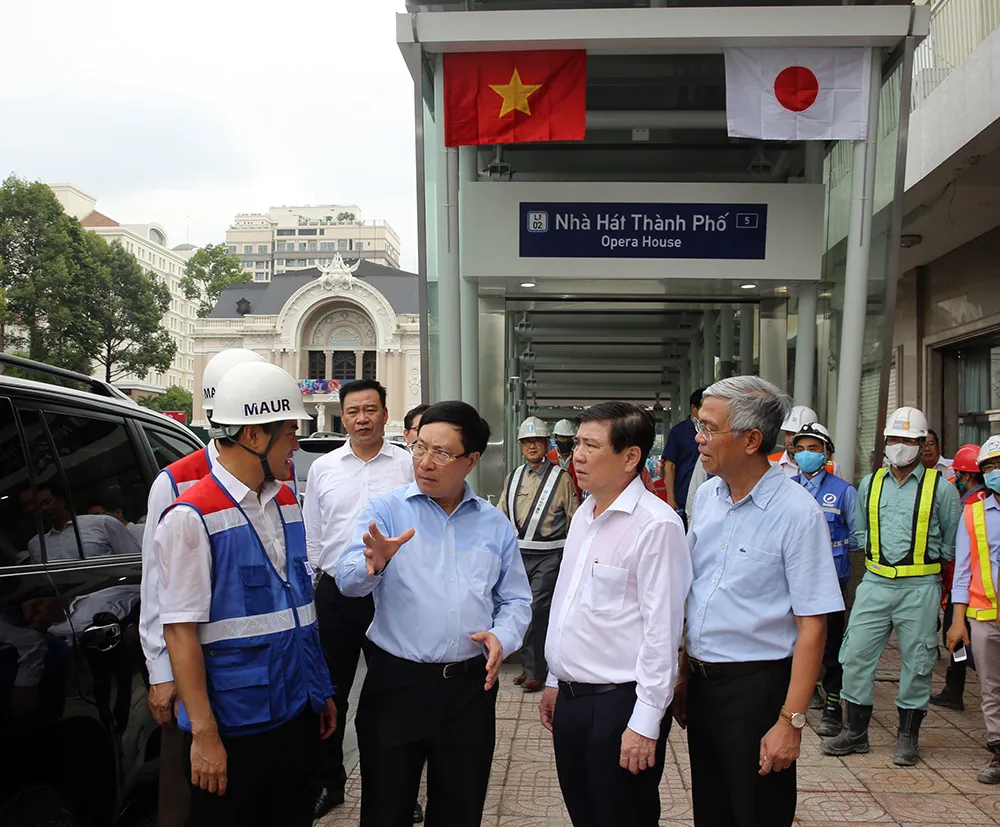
[689,658,708,679]
[442,662,461,680]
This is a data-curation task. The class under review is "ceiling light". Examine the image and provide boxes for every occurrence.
[520,281,536,288]
[740,283,757,290]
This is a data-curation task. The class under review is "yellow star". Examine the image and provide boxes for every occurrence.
[489,68,542,119]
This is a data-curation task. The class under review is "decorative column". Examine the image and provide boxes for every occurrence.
[325,351,333,380]
[354,349,364,380]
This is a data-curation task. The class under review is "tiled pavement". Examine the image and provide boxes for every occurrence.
[319,637,1000,826]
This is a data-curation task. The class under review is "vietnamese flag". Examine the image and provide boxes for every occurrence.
[444,50,586,147]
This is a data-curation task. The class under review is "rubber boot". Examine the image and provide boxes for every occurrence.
[817,700,843,738]
[820,701,872,756]
[893,707,926,766]
[978,743,1000,785]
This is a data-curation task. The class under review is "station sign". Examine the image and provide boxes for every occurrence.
[520,202,767,260]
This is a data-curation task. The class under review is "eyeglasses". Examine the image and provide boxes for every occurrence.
[693,419,738,442]
[408,442,469,466]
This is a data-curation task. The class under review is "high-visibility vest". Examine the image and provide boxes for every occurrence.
[506,461,567,552]
[865,467,942,578]
[964,500,998,621]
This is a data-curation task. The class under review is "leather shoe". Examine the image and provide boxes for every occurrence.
[513,673,527,686]
[313,787,345,820]
[522,678,545,693]
[412,801,424,823]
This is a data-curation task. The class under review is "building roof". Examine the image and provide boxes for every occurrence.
[81,210,120,228]
[172,243,198,251]
[208,259,418,318]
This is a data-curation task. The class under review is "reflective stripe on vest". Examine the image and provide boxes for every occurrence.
[965,500,998,621]
[865,467,942,578]
[508,463,565,552]
[200,600,318,645]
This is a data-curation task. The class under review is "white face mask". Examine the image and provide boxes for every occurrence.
[885,443,920,468]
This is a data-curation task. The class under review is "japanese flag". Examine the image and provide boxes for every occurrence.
[724,47,874,141]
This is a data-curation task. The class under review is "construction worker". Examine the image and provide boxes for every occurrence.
[157,361,336,826]
[931,443,989,711]
[821,406,960,766]
[549,418,583,502]
[500,417,578,693]
[769,406,842,479]
[789,423,858,738]
[947,435,1000,785]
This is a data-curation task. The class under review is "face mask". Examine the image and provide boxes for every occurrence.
[985,470,1000,494]
[794,451,827,474]
[555,439,573,454]
[885,443,920,468]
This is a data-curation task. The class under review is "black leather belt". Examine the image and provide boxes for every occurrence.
[687,657,792,679]
[376,647,487,681]
[558,680,635,699]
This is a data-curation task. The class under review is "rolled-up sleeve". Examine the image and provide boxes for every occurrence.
[785,507,845,616]
[937,480,961,562]
[335,499,386,598]
[629,518,693,739]
[952,505,973,605]
[157,506,213,626]
[488,526,531,658]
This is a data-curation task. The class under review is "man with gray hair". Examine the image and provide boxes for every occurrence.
[672,376,844,827]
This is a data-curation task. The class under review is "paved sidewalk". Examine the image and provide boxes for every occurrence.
[319,637,1000,826]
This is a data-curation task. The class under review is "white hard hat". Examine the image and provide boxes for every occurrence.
[553,419,576,437]
[518,416,550,440]
[792,422,835,453]
[883,406,929,439]
[978,435,1000,465]
[211,362,312,429]
[781,405,818,433]
[202,348,266,410]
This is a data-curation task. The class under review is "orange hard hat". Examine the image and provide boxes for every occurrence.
[952,444,982,473]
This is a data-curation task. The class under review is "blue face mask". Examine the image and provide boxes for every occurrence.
[795,450,827,474]
[986,470,1000,494]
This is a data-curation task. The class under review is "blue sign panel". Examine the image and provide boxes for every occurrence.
[519,202,768,260]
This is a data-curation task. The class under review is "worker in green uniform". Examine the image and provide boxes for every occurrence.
[820,406,960,766]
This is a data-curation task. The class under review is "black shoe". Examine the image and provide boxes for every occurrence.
[412,801,424,823]
[817,703,843,738]
[929,686,965,711]
[893,707,926,766]
[809,686,826,710]
[820,701,872,756]
[313,787,345,820]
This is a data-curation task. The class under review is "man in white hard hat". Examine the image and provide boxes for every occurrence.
[947,435,1000,785]
[821,406,960,767]
[769,405,840,478]
[500,417,578,693]
[789,423,859,738]
[157,361,336,826]
[139,347,269,827]
[548,418,583,502]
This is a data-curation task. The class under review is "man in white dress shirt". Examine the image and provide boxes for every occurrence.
[303,378,414,820]
[540,401,692,827]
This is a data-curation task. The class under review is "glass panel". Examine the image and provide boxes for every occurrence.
[142,425,200,471]
[0,399,39,567]
[307,351,326,380]
[362,351,377,380]
[332,352,357,381]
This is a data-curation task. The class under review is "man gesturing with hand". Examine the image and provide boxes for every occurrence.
[337,401,531,826]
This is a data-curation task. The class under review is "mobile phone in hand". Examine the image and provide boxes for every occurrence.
[953,643,968,663]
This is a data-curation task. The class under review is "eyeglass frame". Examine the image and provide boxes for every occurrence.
[693,419,742,442]
[407,441,472,466]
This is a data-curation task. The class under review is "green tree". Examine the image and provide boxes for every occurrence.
[0,175,106,372]
[138,385,194,419]
[180,243,246,317]
[92,241,177,382]
[336,211,356,222]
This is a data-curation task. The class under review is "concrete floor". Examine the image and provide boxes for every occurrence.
[319,636,1000,826]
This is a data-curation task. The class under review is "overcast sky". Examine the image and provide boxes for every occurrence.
[1,1,417,270]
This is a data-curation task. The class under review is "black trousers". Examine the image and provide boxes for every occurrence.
[687,660,796,827]
[356,647,497,827]
[314,571,375,792]
[552,683,670,827]
[822,585,848,699]
[182,708,319,827]
[942,597,976,690]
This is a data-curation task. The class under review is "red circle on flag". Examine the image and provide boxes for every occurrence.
[774,66,819,112]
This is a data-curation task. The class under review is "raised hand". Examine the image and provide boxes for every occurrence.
[363,522,415,575]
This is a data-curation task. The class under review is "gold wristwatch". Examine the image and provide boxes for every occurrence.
[780,705,806,729]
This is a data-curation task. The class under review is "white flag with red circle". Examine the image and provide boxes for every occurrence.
[724,47,874,141]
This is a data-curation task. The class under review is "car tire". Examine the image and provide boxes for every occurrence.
[0,784,82,827]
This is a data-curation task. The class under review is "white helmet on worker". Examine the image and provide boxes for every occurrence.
[781,405,818,434]
[883,406,929,439]
[211,362,312,432]
[793,422,835,454]
[978,435,1000,465]
[518,416,550,440]
[202,348,266,413]
[553,419,576,438]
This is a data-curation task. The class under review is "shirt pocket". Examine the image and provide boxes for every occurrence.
[725,545,784,594]
[582,562,629,615]
[461,548,502,595]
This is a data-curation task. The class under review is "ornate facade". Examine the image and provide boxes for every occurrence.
[193,255,421,433]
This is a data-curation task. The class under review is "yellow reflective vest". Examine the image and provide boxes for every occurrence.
[865,467,942,578]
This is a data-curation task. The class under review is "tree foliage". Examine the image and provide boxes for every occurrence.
[92,241,177,382]
[138,385,193,418]
[180,243,246,317]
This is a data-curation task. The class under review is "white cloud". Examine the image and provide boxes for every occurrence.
[0,0,417,269]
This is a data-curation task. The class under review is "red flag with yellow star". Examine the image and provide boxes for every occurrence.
[443,50,586,147]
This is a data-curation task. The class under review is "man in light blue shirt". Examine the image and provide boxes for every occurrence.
[336,400,531,827]
[675,376,843,827]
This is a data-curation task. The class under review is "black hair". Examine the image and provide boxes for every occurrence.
[927,429,942,453]
[690,387,706,409]
[575,401,656,479]
[339,378,387,409]
[404,404,430,431]
[418,401,491,456]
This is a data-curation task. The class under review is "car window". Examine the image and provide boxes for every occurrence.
[18,407,144,563]
[142,423,201,470]
[0,398,42,568]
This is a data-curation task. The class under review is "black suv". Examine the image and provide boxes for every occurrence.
[0,355,204,827]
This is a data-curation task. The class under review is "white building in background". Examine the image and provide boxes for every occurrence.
[49,183,198,396]
[225,204,402,282]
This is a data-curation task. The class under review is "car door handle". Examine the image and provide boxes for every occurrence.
[82,621,122,652]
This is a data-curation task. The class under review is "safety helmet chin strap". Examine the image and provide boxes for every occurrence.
[223,423,283,483]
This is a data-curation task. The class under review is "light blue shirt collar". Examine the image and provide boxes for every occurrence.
[714,464,785,511]
[403,480,483,511]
